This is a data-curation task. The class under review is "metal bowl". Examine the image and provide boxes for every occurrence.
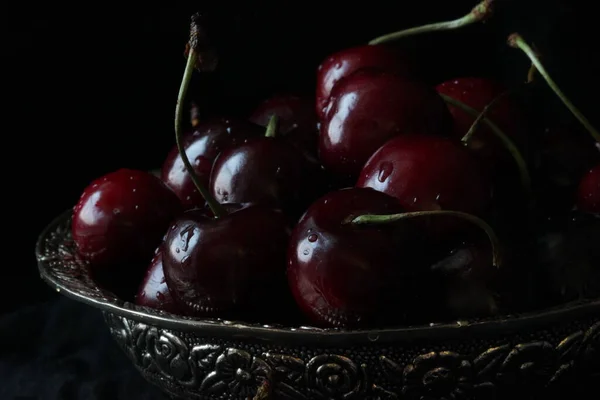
[36,210,599,399]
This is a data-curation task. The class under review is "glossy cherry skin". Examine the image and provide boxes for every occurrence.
[134,247,181,314]
[315,44,413,119]
[162,204,290,319]
[287,188,436,328]
[319,70,453,178]
[72,169,182,270]
[249,94,319,161]
[210,137,316,219]
[356,134,492,217]
[161,117,264,209]
[577,164,600,214]
[435,77,522,170]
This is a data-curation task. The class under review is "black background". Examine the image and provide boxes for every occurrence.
[2,0,598,397]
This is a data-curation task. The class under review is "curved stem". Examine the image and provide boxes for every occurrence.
[440,93,533,208]
[349,210,502,268]
[461,88,513,143]
[369,0,495,45]
[264,115,279,138]
[508,33,600,143]
[175,50,226,218]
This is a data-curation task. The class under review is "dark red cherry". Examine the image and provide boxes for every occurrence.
[72,168,182,269]
[319,70,452,178]
[435,77,522,170]
[134,247,181,314]
[161,117,264,209]
[162,204,290,319]
[429,240,499,319]
[249,94,319,161]
[287,188,432,328]
[577,164,600,214]
[210,136,316,219]
[315,44,413,119]
[356,134,492,217]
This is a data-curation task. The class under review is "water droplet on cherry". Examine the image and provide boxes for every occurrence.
[378,161,393,183]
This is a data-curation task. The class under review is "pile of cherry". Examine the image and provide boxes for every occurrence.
[70,4,599,329]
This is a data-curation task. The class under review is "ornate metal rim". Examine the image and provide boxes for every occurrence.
[36,209,600,345]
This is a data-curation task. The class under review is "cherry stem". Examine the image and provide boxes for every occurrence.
[461,88,512,143]
[525,43,542,83]
[508,33,600,143]
[175,19,226,218]
[369,0,495,45]
[349,210,502,268]
[264,115,279,138]
[440,93,533,208]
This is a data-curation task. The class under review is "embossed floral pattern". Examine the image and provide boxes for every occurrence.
[305,354,366,400]
[401,352,474,400]
[143,327,196,386]
[496,341,556,390]
[200,349,271,397]
[264,353,307,400]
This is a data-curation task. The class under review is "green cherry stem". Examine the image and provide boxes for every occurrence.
[264,115,279,138]
[508,33,600,143]
[369,0,495,45]
[175,17,226,218]
[348,210,502,268]
[440,93,533,207]
[461,88,512,143]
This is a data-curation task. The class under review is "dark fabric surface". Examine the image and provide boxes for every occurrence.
[0,297,168,400]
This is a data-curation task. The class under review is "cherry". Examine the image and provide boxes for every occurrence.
[286,188,417,328]
[315,45,413,119]
[356,134,492,217]
[430,240,499,319]
[161,117,263,209]
[577,164,600,214]
[435,77,523,169]
[134,246,181,314]
[287,188,501,328]
[72,168,182,270]
[210,127,317,219]
[249,94,319,161]
[162,204,290,319]
[319,70,453,178]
